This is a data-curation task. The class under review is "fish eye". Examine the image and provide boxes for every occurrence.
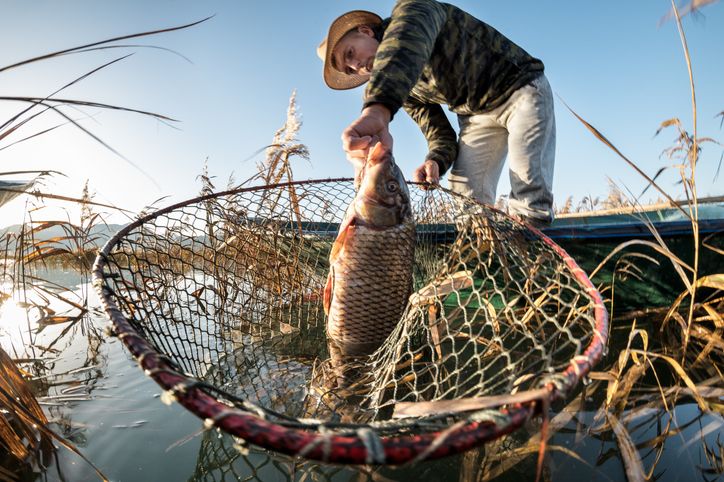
[386,181,399,192]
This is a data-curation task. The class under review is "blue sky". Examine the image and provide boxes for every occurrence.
[0,1,722,226]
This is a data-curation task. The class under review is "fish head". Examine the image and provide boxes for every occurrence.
[354,143,411,228]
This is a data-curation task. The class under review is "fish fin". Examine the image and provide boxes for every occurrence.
[329,215,354,265]
[368,141,387,165]
[326,212,358,314]
[323,267,334,315]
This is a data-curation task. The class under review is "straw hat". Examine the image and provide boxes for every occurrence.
[317,10,382,90]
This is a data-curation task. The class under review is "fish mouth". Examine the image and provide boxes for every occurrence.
[355,190,409,228]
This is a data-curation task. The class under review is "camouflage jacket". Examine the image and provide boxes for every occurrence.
[364,0,544,174]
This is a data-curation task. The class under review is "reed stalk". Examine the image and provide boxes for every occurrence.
[488,2,723,479]
[0,18,206,479]
[670,0,700,363]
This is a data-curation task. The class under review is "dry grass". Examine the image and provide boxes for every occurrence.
[0,19,207,480]
[0,347,51,472]
[477,2,724,479]
[1,4,721,481]
[206,91,317,305]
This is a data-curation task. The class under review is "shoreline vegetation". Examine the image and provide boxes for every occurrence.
[0,18,210,480]
[1,2,722,481]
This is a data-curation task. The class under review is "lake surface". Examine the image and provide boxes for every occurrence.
[2,269,722,481]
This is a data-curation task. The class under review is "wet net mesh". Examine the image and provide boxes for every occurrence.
[94,179,608,464]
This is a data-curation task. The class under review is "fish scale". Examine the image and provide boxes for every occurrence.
[323,142,416,356]
[326,222,415,352]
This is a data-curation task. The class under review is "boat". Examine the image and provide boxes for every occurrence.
[0,179,33,208]
[178,185,723,315]
[543,196,724,313]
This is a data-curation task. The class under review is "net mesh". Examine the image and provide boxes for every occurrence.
[93,179,607,464]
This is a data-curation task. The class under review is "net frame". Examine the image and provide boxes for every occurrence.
[93,178,608,465]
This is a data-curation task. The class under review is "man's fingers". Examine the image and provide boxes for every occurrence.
[412,166,426,183]
[412,165,432,190]
[379,130,394,151]
[347,154,366,164]
[342,133,372,152]
[346,153,366,170]
[426,162,440,184]
[412,160,440,188]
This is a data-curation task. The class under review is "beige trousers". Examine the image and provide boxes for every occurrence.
[448,74,556,223]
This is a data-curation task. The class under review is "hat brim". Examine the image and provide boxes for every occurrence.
[320,10,382,90]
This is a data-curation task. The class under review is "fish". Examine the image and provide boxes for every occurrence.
[323,142,416,356]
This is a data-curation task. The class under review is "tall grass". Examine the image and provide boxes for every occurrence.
[0,19,207,480]
[1,4,720,481]
[197,91,319,320]
[494,2,724,480]
[473,3,723,480]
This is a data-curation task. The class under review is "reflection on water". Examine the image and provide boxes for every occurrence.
[190,428,486,482]
[2,267,722,481]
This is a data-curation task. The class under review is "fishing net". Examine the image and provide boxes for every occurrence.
[93,179,608,465]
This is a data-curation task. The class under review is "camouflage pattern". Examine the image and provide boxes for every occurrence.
[364,0,545,174]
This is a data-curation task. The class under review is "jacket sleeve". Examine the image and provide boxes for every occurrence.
[363,0,446,116]
[402,96,458,175]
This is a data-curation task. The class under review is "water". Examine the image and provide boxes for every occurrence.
[2,269,722,481]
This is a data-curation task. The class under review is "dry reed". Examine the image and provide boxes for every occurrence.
[0,18,207,480]
[473,2,724,480]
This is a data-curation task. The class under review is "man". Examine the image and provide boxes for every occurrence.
[317,0,556,226]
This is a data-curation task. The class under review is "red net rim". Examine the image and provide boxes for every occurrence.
[92,178,609,465]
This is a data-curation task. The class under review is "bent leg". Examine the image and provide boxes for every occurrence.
[448,113,508,205]
[504,74,556,223]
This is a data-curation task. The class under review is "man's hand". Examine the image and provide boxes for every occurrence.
[412,159,440,186]
[342,104,393,175]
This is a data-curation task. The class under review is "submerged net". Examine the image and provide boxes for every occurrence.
[93,179,607,464]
